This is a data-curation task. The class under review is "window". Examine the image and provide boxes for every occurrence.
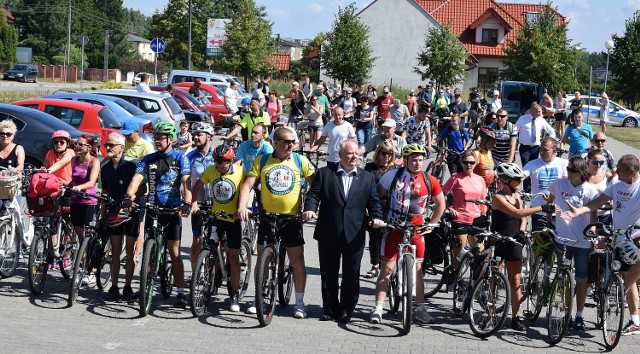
[481,29,498,44]
[0,113,25,131]
[44,105,84,127]
[478,68,499,93]
[526,12,540,25]
[97,108,122,128]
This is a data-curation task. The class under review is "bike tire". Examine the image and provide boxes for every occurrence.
[68,237,90,307]
[28,231,48,295]
[423,243,449,298]
[243,219,258,255]
[189,249,213,317]
[524,255,546,322]
[453,252,472,318]
[58,221,78,280]
[519,238,533,304]
[469,270,510,338]
[602,272,625,350]
[401,255,415,335]
[277,248,294,307]
[160,247,174,298]
[0,218,19,278]
[255,246,277,327]
[388,273,401,314]
[139,238,158,317]
[238,238,253,299]
[96,236,112,291]
[547,268,574,345]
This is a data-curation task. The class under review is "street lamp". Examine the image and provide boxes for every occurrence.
[604,39,614,92]
[574,45,581,79]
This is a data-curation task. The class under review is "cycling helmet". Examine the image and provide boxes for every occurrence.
[191,122,214,136]
[617,240,640,265]
[479,127,496,140]
[241,97,251,105]
[213,144,235,160]
[152,122,177,138]
[51,130,71,141]
[496,162,526,179]
[103,210,132,228]
[402,143,427,157]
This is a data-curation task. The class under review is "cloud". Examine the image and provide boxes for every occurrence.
[308,3,324,13]
[628,0,640,11]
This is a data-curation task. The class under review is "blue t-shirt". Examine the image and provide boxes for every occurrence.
[439,125,470,153]
[564,123,594,155]
[136,149,190,207]
[236,140,273,173]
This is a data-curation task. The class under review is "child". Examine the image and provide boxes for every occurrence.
[176,121,193,155]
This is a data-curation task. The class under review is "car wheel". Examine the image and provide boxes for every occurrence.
[33,76,37,83]
[623,117,638,128]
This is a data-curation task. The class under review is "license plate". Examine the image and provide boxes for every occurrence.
[7,75,14,78]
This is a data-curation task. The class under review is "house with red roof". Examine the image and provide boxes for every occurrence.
[322,0,564,93]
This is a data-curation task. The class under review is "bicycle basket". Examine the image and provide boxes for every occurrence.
[0,173,20,199]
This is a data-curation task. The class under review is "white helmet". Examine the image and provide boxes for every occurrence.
[617,240,640,265]
[191,122,214,136]
[496,162,526,179]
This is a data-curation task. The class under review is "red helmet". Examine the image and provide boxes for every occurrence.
[51,130,71,141]
[479,127,496,140]
[213,144,235,161]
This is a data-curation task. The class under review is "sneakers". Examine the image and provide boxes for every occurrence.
[370,308,383,324]
[511,316,526,331]
[229,293,240,312]
[293,303,307,319]
[415,307,435,324]
[81,274,96,287]
[246,302,257,314]
[176,293,188,308]
[123,285,136,303]
[622,320,640,336]
[574,316,585,331]
[105,286,120,301]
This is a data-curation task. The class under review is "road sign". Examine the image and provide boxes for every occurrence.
[150,38,165,54]
[78,34,89,46]
[206,59,213,66]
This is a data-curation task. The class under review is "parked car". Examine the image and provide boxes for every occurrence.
[44,92,157,142]
[565,94,640,128]
[168,70,229,86]
[132,72,155,86]
[0,104,90,167]
[150,85,229,126]
[13,98,121,156]
[174,82,225,105]
[3,64,39,83]
[90,89,186,126]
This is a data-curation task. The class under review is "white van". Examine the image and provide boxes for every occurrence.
[168,70,229,87]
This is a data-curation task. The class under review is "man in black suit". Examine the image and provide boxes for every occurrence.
[303,140,384,323]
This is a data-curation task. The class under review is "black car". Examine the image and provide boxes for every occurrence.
[3,64,39,83]
[0,104,88,167]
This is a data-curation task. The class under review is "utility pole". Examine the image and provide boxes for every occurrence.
[187,0,192,70]
[66,0,71,82]
[103,29,109,81]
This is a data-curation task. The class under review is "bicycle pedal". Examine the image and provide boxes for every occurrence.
[584,303,596,308]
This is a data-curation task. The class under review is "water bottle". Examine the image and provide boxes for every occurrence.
[208,225,219,244]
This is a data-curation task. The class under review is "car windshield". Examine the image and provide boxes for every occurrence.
[112,98,146,115]
[182,92,202,106]
[237,86,247,95]
[164,97,183,115]
[98,108,122,128]
[12,65,27,71]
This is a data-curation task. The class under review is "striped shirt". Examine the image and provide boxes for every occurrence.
[489,121,518,164]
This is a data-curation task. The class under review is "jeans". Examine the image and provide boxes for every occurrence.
[356,127,371,147]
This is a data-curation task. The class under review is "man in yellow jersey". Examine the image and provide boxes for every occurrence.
[236,128,315,318]
[192,144,246,312]
[224,98,271,141]
[122,119,154,160]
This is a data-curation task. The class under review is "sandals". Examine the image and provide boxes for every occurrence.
[364,267,379,278]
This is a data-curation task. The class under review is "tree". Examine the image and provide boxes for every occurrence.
[321,3,375,86]
[217,0,274,87]
[413,24,467,88]
[500,3,579,94]
[609,10,640,108]
[0,15,18,62]
[14,0,68,61]
[300,32,325,82]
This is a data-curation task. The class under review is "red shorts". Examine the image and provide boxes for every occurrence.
[380,230,425,262]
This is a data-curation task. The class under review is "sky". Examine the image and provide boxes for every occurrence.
[122,0,638,53]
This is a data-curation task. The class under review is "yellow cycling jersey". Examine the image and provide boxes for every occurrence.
[249,153,314,215]
[199,164,245,221]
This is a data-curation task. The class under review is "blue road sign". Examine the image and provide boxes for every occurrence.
[150,38,165,54]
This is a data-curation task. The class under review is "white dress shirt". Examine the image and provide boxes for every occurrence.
[337,164,357,198]
[515,113,556,146]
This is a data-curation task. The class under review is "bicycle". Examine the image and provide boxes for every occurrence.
[422,213,456,298]
[189,209,252,317]
[0,167,34,278]
[220,137,242,150]
[425,145,449,185]
[301,150,328,170]
[254,213,299,327]
[583,222,632,350]
[138,203,180,317]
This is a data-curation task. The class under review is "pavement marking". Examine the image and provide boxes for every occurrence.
[103,342,122,350]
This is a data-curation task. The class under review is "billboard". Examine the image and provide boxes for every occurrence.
[206,19,231,57]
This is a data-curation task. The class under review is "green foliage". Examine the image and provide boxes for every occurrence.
[0,15,17,62]
[89,81,126,90]
[217,0,274,87]
[413,24,467,88]
[321,3,375,86]
[610,10,640,108]
[300,33,326,82]
[119,59,167,76]
[501,3,579,94]
[68,45,88,69]
[51,55,65,65]
[14,0,68,61]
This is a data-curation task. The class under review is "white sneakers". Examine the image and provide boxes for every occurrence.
[293,303,307,319]
[370,308,383,324]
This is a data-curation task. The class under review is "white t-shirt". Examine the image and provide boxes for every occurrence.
[321,121,356,162]
[604,178,640,239]
[522,157,568,209]
[225,87,240,113]
[549,179,599,249]
[341,97,356,115]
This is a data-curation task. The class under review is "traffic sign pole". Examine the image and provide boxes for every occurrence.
[78,34,89,90]
[150,38,165,85]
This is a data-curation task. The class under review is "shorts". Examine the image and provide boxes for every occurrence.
[257,216,305,248]
[191,212,204,237]
[214,220,242,250]
[494,234,525,262]
[105,207,142,238]
[145,212,182,242]
[307,125,323,133]
[556,242,590,283]
[450,221,472,235]
[70,203,96,227]
[380,230,425,262]
[554,112,567,122]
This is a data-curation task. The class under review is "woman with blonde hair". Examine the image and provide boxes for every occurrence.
[540,93,555,124]
[0,119,25,172]
[599,92,610,134]
[554,90,567,146]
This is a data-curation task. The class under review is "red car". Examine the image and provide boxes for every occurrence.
[172,82,235,127]
[13,98,121,156]
[150,85,229,126]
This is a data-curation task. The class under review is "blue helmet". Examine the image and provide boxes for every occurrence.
[241,97,251,105]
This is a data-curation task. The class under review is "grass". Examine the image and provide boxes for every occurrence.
[604,126,640,150]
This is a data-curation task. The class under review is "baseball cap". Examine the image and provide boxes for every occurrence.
[381,119,396,128]
[383,87,390,93]
[120,119,139,135]
[275,115,287,125]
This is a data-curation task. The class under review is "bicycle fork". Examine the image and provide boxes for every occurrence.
[397,243,417,297]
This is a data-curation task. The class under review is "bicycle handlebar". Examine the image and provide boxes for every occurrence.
[583,222,640,240]
[464,198,491,206]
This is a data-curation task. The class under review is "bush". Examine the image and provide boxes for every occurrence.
[89,81,126,90]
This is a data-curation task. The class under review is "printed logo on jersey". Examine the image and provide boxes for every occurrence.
[212,178,236,204]
[265,165,295,196]
[537,166,559,190]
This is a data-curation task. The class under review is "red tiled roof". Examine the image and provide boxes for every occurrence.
[270,53,291,71]
[413,0,565,58]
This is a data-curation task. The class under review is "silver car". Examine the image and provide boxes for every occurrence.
[90,89,186,126]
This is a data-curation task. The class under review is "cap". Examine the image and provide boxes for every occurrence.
[120,119,139,135]
[381,119,396,128]
[426,83,432,87]
[383,88,390,93]
[493,90,499,96]
[292,81,299,86]
[275,115,287,125]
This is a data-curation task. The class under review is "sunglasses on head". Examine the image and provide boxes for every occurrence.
[0,132,13,137]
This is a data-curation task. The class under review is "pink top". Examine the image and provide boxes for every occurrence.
[442,172,487,225]
[267,99,281,122]
[45,149,75,185]
[70,157,97,205]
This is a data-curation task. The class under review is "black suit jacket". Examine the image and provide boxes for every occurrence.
[304,164,382,246]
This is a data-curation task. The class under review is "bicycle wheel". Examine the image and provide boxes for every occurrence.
[602,273,625,350]
[0,217,19,278]
[423,243,449,298]
[401,255,415,335]
[160,247,174,298]
[238,238,253,299]
[453,253,472,317]
[139,238,158,317]
[96,236,112,291]
[28,231,48,295]
[388,271,401,313]
[58,221,78,280]
[469,270,510,338]
[524,255,546,322]
[519,239,533,304]
[243,218,258,255]
[189,249,213,317]
[547,268,574,345]
[68,237,90,307]
[255,246,277,327]
[277,248,294,307]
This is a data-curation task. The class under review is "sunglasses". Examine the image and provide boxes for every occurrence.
[104,143,121,149]
[594,139,606,143]
[567,167,578,173]
[462,160,476,165]
[75,142,91,147]
[592,160,605,166]
[53,140,67,145]
[277,139,296,145]
[0,132,13,137]
[498,114,508,118]
[380,152,393,157]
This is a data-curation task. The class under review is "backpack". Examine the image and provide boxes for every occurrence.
[385,167,432,217]
[259,152,306,188]
[27,172,62,215]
